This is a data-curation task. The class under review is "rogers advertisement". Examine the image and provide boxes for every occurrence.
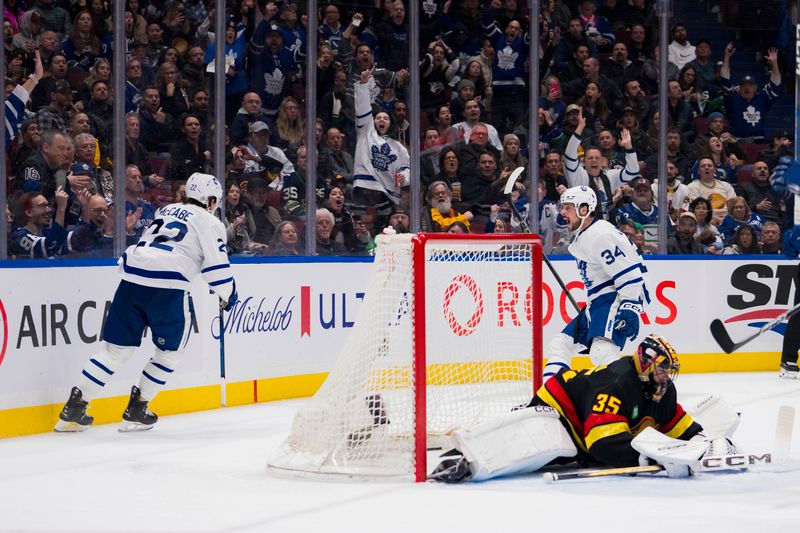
[0,258,795,413]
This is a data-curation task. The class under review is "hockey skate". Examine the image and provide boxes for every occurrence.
[118,386,158,432]
[779,361,800,380]
[54,387,94,432]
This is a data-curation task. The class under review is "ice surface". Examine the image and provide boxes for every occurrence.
[1,372,799,533]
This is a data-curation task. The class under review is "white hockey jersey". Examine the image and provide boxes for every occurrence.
[352,80,410,204]
[569,218,648,305]
[563,134,640,215]
[119,203,235,302]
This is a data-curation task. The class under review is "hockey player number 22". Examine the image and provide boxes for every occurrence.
[142,219,188,252]
[592,394,621,414]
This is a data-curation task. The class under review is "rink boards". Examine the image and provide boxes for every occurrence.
[0,255,795,437]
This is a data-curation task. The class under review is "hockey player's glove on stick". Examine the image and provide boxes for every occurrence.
[614,300,643,340]
[219,281,238,312]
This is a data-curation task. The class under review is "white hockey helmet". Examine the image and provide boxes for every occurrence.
[186,172,223,209]
[558,185,597,215]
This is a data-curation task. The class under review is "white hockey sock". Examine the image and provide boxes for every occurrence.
[77,342,136,401]
[138,348,183,402]
[544,333,583,380]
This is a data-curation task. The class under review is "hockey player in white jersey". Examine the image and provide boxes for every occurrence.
[352,68,410,205]
[563,108,640,219]
[543,186,649,380]
[55,172,238,432]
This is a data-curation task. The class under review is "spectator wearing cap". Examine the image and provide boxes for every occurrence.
[667,212,706,254]
[449,79,480,124]
[206,15,249,121]
[10,121,42,175]
[500,133,527,170]
[735,160,794,227]
[690,111,746,164]
[720,42,781,141]
[276,1,306,53]
[35,79,74,134]
[614,105,650,160]
[241,120,295,191]
[668,23,695,69]
[614,177,659,230]
[247,20,299,121]
[481,11,529,135]
[242,176,281,247]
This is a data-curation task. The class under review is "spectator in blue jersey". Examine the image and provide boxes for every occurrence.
[718,196,765,242]
[248,21,300,121]
[206,16,249,121]
[319,3,345,56]
[720,43,781,141]
[481,4,529,135]
[59,10,108,71]
[4,49,43,150]
[9,188,69,259]
[124,164,156,241]
[275,1,307,54]
[614,177,659,229]
[577,0,615,52]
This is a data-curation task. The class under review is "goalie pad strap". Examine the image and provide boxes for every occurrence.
[450,405,577,481]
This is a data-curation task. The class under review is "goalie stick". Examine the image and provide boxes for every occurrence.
[710,302,800,354]
[544,405,795,483]
[503,166,582,314]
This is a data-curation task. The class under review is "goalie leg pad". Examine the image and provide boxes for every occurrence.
[685,395,741,438]
[449,405,577,481]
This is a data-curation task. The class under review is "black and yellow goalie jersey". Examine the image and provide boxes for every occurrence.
[535,356,703,467]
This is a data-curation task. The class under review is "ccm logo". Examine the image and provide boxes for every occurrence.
[701,453,772,468]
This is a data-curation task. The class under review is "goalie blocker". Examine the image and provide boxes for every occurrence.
[431,335,746,482]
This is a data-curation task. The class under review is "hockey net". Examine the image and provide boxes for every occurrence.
[267,233,543,481]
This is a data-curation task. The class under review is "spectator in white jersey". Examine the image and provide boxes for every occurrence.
[55,173,237,433]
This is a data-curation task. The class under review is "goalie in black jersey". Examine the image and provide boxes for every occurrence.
[431,335,740,482]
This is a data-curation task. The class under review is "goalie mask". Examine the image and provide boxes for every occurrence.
[634,334,679,402]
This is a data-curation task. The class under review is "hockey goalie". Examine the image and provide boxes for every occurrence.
[430,334,743,482]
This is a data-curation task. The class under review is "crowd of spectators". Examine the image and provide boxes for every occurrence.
[2,0,797,259]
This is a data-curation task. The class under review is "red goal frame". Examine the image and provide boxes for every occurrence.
[410,233,544,481]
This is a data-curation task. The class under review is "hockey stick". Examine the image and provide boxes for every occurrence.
[219,304,227,407]
[710,301,800,353]
[503,167,583,314]
[542,464,664,483]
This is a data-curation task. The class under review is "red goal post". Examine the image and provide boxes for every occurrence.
[267,232,544,482]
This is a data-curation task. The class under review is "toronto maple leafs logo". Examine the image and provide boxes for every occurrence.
[743,105,761,127]
[497,45,518,70]
[264,68,285,95]
[371,143,397,172]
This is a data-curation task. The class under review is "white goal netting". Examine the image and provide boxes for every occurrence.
[268,233,542,480]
